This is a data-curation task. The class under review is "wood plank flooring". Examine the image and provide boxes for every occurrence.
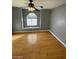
[12,31,66,59]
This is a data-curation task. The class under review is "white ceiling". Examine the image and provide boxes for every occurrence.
[12,0,66,9]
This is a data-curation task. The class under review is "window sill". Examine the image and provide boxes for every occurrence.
[23,27,41,29]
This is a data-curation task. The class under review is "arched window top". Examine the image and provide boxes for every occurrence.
[26,13,37,26]
[27,13,37,19]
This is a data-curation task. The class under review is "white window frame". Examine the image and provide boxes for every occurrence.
[27,13,37,26]
[21,9,41,29]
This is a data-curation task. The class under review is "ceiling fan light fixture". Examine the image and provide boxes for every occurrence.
[27,0,43,11]
[28,3,35,11]
[28,7,35,11]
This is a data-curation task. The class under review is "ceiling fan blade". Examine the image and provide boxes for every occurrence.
[40,6,43,8]
[34,7,40,11]
[35,6,43,10]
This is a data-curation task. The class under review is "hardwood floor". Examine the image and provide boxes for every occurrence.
[12,31,66,59]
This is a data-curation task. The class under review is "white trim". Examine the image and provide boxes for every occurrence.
[21,8,24,29]
[48,30,66,47]
[21,9,41,29]
[23,27,41,29]
[13,30,48,33]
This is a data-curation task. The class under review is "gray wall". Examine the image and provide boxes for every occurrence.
[12,7,51,32]
[49,4,66,44]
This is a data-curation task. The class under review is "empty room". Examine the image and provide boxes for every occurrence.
[12,0,66,59]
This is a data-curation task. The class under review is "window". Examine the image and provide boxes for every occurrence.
[22,9,41,29]
[27,13,37,26]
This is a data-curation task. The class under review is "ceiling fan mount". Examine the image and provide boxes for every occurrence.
[27,0,43,11]
[28,3,34,8]
[29,0,33,3]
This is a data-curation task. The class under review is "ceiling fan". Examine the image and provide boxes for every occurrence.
[26,0,43,11]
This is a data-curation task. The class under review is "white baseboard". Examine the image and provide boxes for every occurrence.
[13,30,48,33]
[48,30,66,47]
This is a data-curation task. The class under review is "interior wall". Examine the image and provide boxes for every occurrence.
[49,4,66,44]
[12,7,51,32]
